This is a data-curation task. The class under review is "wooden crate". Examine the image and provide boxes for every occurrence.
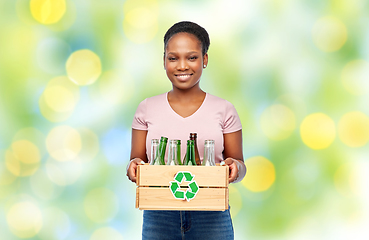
[136,164,229,211]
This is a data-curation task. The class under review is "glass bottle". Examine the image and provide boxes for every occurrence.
[150,139,159,165]
[167,140,182,165]
[189,133,201,165]
[152,136,168,165]
[183,140,196,165]
[202,140,215,166]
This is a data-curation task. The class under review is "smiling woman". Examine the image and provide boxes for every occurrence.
[126,21,247,240]
[164,32,208,94]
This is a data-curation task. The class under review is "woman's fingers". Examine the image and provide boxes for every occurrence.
[127,158,145,183]
[220,158,238,183]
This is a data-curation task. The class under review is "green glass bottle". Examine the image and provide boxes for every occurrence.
[153,136,168,165]
[176,140,182,165]
[183,140,196,166]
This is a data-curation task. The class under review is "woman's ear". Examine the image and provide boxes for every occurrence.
[203,53,208,68]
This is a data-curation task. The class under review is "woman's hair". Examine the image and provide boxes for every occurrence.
[164,21,210,56]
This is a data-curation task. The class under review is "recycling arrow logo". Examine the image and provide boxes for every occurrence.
[169,171,199,201]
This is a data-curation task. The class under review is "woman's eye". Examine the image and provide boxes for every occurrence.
[189,56,198,60]
[168,57,177,61]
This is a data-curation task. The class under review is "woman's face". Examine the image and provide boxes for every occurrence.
[164,32,208,91]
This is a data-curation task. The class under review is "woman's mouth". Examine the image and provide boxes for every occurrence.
[175,74,193,81]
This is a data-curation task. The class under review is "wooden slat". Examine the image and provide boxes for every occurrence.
[226,165,229,186]
[135,187,139,208]
[136,187,228,211]
[225,188,229,210]
[136,165,229,187]
[136,163,141,186]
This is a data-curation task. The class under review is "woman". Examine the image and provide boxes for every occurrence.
[126,21,246,240]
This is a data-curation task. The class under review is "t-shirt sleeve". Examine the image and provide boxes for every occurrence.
[132,99,148,130]
[223,101,242,134]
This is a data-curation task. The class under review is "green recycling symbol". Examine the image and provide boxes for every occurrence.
[169,171,199,201]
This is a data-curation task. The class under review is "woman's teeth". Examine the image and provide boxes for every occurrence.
[177,74,191,80]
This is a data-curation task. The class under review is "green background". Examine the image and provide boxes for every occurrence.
[1,0,369,239]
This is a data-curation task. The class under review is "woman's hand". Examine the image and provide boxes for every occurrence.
[221,158,239,183]
[222,130,246,183]
[126,158,146,183]
[220,157,246,183]
[128,129,148,183]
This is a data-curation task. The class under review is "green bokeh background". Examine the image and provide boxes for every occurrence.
[1,0,369,239]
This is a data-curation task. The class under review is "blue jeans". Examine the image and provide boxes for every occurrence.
[142,209,234,240]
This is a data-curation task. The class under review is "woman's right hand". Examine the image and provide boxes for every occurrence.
[126,158,146,183]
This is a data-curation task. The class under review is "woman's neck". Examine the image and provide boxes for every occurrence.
[167,86,206,118]
[168,86,205,103]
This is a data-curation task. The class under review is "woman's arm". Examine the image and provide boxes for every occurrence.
[126,129,148,183]
[222,130,246,183]
[130,129,148,162]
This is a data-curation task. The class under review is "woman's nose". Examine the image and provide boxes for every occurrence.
[177,59,189,71]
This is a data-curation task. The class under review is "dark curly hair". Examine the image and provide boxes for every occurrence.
[164,21,210,56]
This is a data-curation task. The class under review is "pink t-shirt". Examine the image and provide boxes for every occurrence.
[132,92,242,163]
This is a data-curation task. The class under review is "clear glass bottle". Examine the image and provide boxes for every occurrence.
[202,140,215,166]
[150,139,160,165]
[152,136,168,165]
[183,140,196,166]
[167,139,182,165]
[189,133,201,165]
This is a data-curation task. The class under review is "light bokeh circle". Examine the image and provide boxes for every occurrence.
[341,60,369,95]
[45,157,83,186]
[13,128,46,157]
[30,0,66,24]
[312,16,347,52]
[7,201,43,238]
[39,76,80,122]
[39,94,73,122]
[5,140,41,177]
[122,0,159,43]
[338,111,369,147]
[78,128,100,162]
[46,125,82,161]
[242,156,276,192]
[0,149,17,186]
[44,85,75,112]
[334,163,360,198]
[12,140,40,164]
[260,104,296,140]
[66,49,102,86]
[300,113,336,149]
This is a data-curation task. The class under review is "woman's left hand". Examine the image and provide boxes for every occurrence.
[220,158,239,183]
